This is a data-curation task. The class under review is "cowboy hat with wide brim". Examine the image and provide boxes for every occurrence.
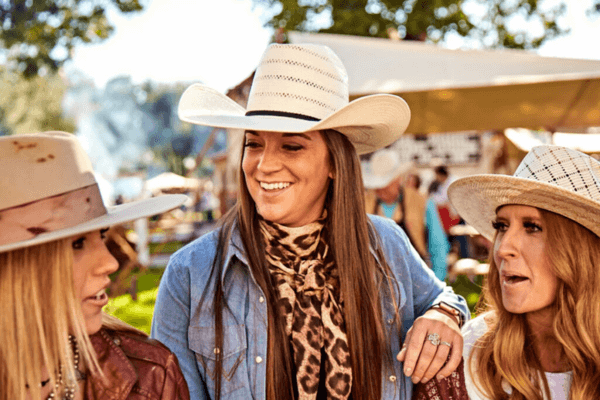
[0,131,187,253]
[178,43,411,155]
[448,145,600,241]
[362,149,413,189]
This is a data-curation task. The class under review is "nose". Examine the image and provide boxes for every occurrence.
[494,227,520,260]
[256,144,282,174]
[95,240,119,276]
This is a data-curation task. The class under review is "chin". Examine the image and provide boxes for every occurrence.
[85,315,103,335]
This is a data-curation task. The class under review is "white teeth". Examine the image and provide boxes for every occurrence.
[260,182,290,190]
[94,289,106,300]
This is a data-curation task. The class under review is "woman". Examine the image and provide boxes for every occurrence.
[0,131,190,400]
[444,145,600,399]
[151,43,469,400]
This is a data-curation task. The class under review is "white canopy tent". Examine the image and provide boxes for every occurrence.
[288,32,600,134]
[505,128,600,153]
[144,172,201,194]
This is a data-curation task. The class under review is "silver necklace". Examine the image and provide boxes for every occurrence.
[45,335,83,400]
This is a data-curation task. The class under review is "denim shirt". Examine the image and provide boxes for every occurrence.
[151,215,469,399]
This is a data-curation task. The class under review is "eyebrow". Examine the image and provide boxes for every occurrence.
[244,130,312,140]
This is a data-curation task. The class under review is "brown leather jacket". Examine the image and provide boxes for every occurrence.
[84,328,190,400]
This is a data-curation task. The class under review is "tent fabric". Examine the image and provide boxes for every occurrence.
[288,32,600,134]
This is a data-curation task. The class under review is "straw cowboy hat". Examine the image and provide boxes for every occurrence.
[448,145,600,241]
[178,43,411,155]
[0,131,187,253]
[362,149,413,189]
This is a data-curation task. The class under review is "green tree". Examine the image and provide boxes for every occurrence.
[254,0,569,49]
[0,0,143,78]
[0,68,75,134]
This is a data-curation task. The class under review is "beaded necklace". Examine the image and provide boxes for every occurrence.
[45,335,85,400]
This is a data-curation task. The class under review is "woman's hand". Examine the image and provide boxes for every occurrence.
[397,309,463,384]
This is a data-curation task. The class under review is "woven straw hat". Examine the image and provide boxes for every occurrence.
[448,145,600,241]
[362,149,413,189]
[178,43,411,155]
[0,131,186,253]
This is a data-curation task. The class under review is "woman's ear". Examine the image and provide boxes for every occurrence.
[329,170,335,179]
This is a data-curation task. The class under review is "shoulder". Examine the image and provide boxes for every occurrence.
[462,312,493,359]
[368,214,409,243]
[104,328,190,398]
[106,328,178,366]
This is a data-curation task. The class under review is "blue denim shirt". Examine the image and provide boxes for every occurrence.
[151,215,469,399]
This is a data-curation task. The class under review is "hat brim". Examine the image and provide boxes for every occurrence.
[0,194,187,253]
[178,84,411,155]
[363,162,413,189]
[448,175,600,241]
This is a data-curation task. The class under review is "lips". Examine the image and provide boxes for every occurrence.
[259,181,291,191]
[501,271,529,285]
[84,288,109,306]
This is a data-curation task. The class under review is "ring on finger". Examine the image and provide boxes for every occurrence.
[440,340,452,348]
[427,333,441,346]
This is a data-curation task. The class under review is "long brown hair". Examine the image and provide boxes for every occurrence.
[471,208,600,399]
[0,239,99,400]
[202,129,401,400]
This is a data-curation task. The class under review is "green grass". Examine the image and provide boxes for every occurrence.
[449,274,484,318]
[106,268,484,334]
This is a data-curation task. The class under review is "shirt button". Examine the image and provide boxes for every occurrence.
[387,318,393,324]
[389,375,397,382]
[259,296,265,303]
[213,347,220,355]
[255,356,263,364]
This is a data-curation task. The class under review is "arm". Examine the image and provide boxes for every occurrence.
[151,258,208,400]
[372,216,468,384]
[399,237,469,384]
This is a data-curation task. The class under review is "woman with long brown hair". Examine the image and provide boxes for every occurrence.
[0,131,190,400]
[151,43,469,400]
[444,145,600,399]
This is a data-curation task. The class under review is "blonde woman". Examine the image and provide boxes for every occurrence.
[0,131,190,400]
[445,145,600,399]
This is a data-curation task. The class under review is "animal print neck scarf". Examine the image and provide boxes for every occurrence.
[259,215,352,400]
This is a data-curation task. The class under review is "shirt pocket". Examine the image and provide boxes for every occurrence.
[188,324,248,397]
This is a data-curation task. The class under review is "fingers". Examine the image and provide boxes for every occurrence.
[418,338,451,383]
[397,311,464,384]
[434,335,464,379]
[396,327,412,362]
[397,324,428,379]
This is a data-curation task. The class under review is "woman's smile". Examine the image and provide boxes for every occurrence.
[243,130,333,227]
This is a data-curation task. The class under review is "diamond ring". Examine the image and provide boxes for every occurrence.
[427,333,441,346]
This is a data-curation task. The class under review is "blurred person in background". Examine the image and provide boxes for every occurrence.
[415,145,600,399]
[0,131,190,400]
[152,43,469,400]
[363,149,428,259]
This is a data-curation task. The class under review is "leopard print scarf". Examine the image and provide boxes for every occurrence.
[259,215,352,400]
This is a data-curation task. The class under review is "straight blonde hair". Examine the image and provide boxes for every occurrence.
[0,239,99,400]
[471,209,600,399]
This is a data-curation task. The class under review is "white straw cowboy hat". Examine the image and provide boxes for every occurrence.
[362,149,413,189]
[0,131,187,253]
[448,145,600,241]
[178,43,411,155]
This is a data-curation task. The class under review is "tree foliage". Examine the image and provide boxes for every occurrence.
[253,0,570,49]
[0,0,143,78]
[0,68,75,135]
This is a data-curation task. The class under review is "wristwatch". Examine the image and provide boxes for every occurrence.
[429,301,464,328]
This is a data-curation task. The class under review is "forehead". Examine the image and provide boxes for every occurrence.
[244,130,322,139]
[496,204,542,218]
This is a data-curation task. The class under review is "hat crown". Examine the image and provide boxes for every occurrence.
[371,149,401,177]
[246,43,350,121]
[0,132,97,210]
[514,145,600,203]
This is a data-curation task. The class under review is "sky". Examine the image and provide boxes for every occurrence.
[68,0,600,94]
